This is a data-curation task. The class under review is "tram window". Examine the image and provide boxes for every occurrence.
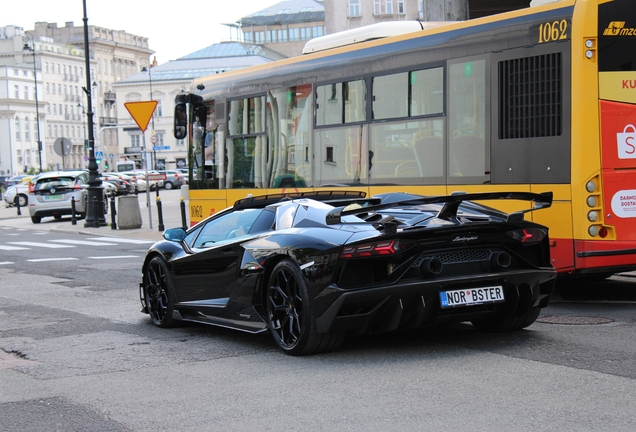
[410,67,444,116]
[316,83,343,126]
[373,72,408,120]
[316,79,366,126]
[344,80,366,123]
[448,59,487,179]
[228,96,266,136]
[315,125,367,186]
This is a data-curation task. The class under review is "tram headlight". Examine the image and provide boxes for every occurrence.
[588,225,599,237]
[586,181,597,193]
[585,40,594,48]
[587,210,599,222]
[586,50,594,59]
[586,196,597,207]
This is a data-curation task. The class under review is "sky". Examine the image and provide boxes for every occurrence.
[5,0,274,63]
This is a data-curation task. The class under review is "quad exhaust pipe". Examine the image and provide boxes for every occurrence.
[491,251,512,269]
[420,258,443,276]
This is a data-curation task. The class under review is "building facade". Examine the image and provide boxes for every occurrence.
[239,0,326,58]
[29,21,154,172]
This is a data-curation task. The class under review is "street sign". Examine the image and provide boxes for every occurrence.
[150,135,157,144]
[95,151,104,159]
[124,101,158,132]
[53,138,72,156]
[153,146,170,151]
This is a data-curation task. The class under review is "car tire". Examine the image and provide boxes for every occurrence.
[143,256,178,328]
[15,194,27,208]
[266,259,344,355]
[471,306,541,332]
[31,216,41,224]
[164,181,173,190]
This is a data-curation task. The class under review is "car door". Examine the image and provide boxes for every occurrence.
[170,208,266,315]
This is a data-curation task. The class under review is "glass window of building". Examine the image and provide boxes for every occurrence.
[349,0,361,17]
[386,0,393,14]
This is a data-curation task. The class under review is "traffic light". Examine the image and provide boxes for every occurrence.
[84,139,89,149]
[104,161,109,170]
[96,159,101,166]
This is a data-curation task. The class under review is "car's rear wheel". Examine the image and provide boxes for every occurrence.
[15,194,27,207]
[143,256,177,328]
[30,216,41,224]
[164,181,173,190]
[266,259,344,355]
[471,306,541,332]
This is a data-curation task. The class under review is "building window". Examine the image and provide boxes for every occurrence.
[300,27,311,40]
[374,0,381,15]
[156,99,163,116]
[244,32,252,42]
[24,86,29,100]
[289,28,299,41]
[15,117,21,141]
[267,30,277,43]
[176,138,185,147]
[398,0,405,14]
[277,29,288,42]
[312,26,324,38]
[131,135,141,146]
[156,133,164,146]
[25,119,30,141]
[386,0,393,14]
[349,0,361,17]
[254,31,265,43]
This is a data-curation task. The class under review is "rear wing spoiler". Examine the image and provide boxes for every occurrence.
[325,191,553,225]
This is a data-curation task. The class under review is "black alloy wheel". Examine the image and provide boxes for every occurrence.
[266,259,344,355]
[143,256,177,328]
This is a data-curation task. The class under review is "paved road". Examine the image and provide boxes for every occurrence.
[1,189,636,431]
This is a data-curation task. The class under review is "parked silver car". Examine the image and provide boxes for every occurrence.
[28,171,106,224]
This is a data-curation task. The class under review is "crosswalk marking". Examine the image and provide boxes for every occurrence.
[50,239,118,246]
[7,241,74,249]
[27,257,79,262]
[88,255,140,260]
[92,237,155,244]
[0,245,29,251]
[0,261,14,265]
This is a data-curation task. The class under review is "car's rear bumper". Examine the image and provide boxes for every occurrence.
[314,269,556,334]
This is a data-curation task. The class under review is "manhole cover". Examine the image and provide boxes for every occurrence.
[536,315,614,325]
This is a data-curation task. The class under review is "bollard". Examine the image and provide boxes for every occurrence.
[71,197,77,225]
[16,193,21,216]
[93,196,99,228]
[156,196,165,232]
[134,185,138,196]
[180,197,187,230]
[110,195,117,230]
[155,184,160,200]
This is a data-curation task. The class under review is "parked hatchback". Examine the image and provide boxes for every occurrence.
[28,171,104,223]
[155,170,183,190]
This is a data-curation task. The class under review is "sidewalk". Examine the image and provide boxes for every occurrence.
[0,188,188,242]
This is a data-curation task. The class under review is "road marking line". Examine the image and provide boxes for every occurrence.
[88,255,140,260]
[8,242,74,248]
[0,261,14,265]
[50,239,118,246]
[92,237,155,244]
[0,245,29,250]
[27,257,79,262]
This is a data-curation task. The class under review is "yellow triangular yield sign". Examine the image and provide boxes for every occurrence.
[125,101,158,132]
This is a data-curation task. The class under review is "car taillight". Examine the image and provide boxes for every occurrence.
[340,239,414,259]
[28,182,34,193]
[506,228,547,243]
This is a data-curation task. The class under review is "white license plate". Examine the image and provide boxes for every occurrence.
[439,286,505,308]
[44,194,63,201]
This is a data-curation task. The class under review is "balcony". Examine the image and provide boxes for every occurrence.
[104,92,116,103]
[100,117,117,126]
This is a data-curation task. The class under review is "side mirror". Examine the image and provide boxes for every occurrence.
[163,227,186,242]
[174,103,187,140]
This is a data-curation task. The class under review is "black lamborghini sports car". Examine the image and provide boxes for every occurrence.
[140,191,557,355]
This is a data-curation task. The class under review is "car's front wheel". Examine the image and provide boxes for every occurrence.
[143,256,177,328]
[164,181,173,190]
[266,259,344,355]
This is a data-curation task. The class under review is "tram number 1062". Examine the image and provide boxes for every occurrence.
[538,20,569,43]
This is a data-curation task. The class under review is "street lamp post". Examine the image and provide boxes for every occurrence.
[77,103,88,167]
[81,0,106,227]
[22,32,43,173]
